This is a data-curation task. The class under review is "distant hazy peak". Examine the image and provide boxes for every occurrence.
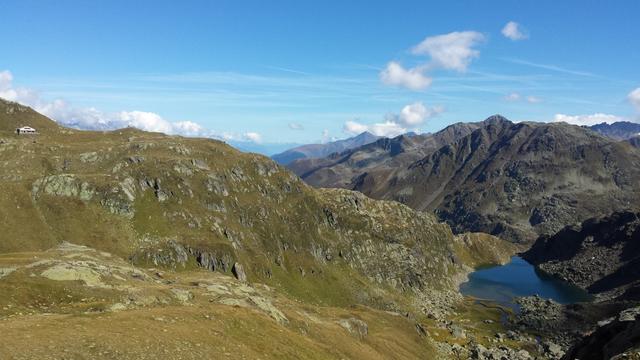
[271,131,382,165]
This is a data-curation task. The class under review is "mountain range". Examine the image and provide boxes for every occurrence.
[271,131,380,165]
[288,116,640,243]
[588,121,640,141]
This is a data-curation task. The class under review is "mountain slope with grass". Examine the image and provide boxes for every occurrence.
[0,98,526,358]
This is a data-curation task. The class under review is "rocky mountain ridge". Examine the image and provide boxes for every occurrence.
[588,121,640,141]
[291,115,640,243]
[288,121,482,189]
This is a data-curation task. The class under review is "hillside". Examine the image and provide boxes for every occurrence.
[288,122,482,188]
[522,212,640,359]
[272,131,380,165]
[0,99,529,358]
[523,211,640,300]
[294,115,640,243]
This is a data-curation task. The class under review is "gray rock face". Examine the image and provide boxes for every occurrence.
[79,152,99,163]
[130,240,189,269]
[338,318,368,340]
[523,211,640,299]
[563,306,640,360]
[232,262,247,282]
[32,175,94,201]
[470,344,532,360]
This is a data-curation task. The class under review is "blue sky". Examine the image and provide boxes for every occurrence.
[1,0,639,148]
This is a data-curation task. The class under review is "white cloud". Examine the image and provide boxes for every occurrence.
[288,122,304,130]
[504,93,521,102]
[171,121,204,136]
[553,113,625,126]
[628,87,640,111]
[117,111,174,134]
[321,129,330,143]
[411,31,485,72]
[380,62,432,90]
[344,120,406,138]
[380,31,484,90]
[0,70,13,91]
[397,101,444,127]
[399,102,428,126]
[526,96,541,103]
[343,102,443,138]
[501,21,528,41]
[0,69,215,137]
[243,132,262,143]
[503,92,541,104]
[343,120,369,135]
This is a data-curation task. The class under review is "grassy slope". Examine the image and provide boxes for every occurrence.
[0,99,519,358]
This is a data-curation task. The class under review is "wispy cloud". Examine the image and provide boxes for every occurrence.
[629,87,640,111]
[264,65,312,76]
[553,113,626,126]
[501,58,597,78]
[288,122,304,130]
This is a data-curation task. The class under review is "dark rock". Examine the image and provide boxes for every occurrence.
[523,211,640,299]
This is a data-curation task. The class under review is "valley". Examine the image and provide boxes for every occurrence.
[3,3,640,358]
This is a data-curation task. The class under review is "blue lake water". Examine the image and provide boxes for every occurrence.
[460,256,593,307]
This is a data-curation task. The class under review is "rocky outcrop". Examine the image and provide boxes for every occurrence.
[338,318,368,340]
[523,211,640,299]
[563,306,640,360]
[32,174,95,201]
[231,262,247,282]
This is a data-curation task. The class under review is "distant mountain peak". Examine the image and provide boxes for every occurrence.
[483,114,511,125]
[272,131,381,165]
[588,121,640,141]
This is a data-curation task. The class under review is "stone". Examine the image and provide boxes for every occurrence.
[171,288,194,304]
[619,307,640,322]
[0,267,16,279]
[338,318,368,339]
[109,303,128,312]
[248,295,288,324]
[451,325,466,339]
[232,262,247,282]
[119,177,137,202]
[40,263,106,288]
[543,341,564,359]
[127,156,145,164]
[79,152,99,163]
[191,159,209,170]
